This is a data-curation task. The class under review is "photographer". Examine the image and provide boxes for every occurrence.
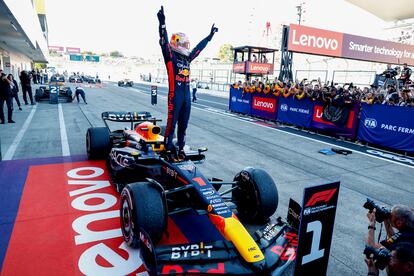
[365,242,414,276]
[367,204,414,250]
[399,63,412,86]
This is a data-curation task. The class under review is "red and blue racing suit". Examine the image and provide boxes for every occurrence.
[159,24,212,151]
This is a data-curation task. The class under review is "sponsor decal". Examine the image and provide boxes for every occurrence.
[252,96,276,112]
[270,232,298,261]
[231,96,236,102]
[203,190,215,196]
[364,118,377,128]
[262,223,280,241]
[170,243,213,259]
[162,263,224,274]
[193,177,206,186]
[164,167,178,178]
[281,104,288,112]
[177,162,195,172]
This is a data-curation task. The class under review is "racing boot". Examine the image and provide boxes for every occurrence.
[177,149,186,162]
[163,148,178,162]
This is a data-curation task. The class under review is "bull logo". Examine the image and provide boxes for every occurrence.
[178,69,190,77]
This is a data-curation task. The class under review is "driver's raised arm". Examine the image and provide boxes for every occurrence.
[189,24,218,62]
[157,6,171,62]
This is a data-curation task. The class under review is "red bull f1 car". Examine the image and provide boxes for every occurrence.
[86,111,298,275]
[35,74,73,103]
[118,79,134,87]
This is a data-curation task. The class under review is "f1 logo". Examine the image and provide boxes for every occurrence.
[304,188,337,207]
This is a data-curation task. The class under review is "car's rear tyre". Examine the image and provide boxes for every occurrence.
[120,182,167,247]
[86,127,111,160]
[232,167,278,223]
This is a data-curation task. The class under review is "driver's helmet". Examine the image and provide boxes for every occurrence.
[170,32,190,56]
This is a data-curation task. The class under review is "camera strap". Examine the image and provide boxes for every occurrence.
[377,223,383,244]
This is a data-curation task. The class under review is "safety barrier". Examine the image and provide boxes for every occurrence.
[229,87,413,153]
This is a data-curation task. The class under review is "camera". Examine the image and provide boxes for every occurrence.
[364,245,391,270]
[363,198,391,223]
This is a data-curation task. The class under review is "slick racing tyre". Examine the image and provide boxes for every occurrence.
[120,182,167,247]
[86,127,111,160]
[232,167,278,223]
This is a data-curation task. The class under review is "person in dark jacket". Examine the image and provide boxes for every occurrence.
[7,74,22,110]
[19,70,34,105]
[0,71,15,123]
[157,6,217,160]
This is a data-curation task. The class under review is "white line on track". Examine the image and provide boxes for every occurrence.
[129,87,413,169]
[3,105,37,160]
[58,103,70,156]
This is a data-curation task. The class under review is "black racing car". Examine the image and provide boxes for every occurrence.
[85,111,300,275]
[35,74,73,103]
[118,79,134,87]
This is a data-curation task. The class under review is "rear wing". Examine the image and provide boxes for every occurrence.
[101,111,161,130]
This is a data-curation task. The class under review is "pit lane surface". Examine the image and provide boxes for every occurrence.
[0,82,413,275]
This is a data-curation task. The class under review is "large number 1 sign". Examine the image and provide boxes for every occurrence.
[294,182,340,276]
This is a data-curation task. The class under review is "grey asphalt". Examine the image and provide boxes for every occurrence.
[0,82,413,275]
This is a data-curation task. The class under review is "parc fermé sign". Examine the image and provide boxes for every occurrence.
[288,24,414,66]
[1,161,145,276]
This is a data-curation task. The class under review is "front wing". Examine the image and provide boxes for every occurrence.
[140,220,297,275]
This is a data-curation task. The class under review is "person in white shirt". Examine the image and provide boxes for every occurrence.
[191,79,198,102]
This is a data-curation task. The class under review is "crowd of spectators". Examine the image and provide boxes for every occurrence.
[232,64,414,108]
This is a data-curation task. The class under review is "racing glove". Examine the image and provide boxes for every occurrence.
[207,24,218,41]
[157,6,165,26]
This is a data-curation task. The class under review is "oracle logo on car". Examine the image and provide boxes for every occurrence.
[253,96,276,112]
[288,24,343,57]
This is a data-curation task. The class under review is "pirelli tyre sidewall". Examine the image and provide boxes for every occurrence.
[233,167,279,223]
[86,127,111,160]
[120,183,167,247]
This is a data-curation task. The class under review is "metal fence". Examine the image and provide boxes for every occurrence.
[153,68,377,91]
[332,70,376,86]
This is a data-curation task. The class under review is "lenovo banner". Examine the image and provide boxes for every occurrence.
[232,62,246,73]
[229,87,251,115]
[288,24,414,66]
[295,182,340,276]
[358,104,414,153]
[311,102,359,139]
[277,96,314,128]
[48,45,64,52]
[250,94,278,120]
[66,47,81,54]
[246,62,274,75]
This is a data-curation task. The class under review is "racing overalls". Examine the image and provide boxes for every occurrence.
[159,25,212,151]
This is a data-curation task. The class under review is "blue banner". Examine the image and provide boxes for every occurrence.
[250,93,278,120]
[229,87,251,115]
[358,104,414,153]
[277,96,314,128]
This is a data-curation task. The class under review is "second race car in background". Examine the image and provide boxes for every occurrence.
[35,74,73,103]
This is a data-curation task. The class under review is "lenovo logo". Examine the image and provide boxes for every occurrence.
[288,24,343,57]
[253,96,276,112]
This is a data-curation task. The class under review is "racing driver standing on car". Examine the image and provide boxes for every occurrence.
[157,6,217,160]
